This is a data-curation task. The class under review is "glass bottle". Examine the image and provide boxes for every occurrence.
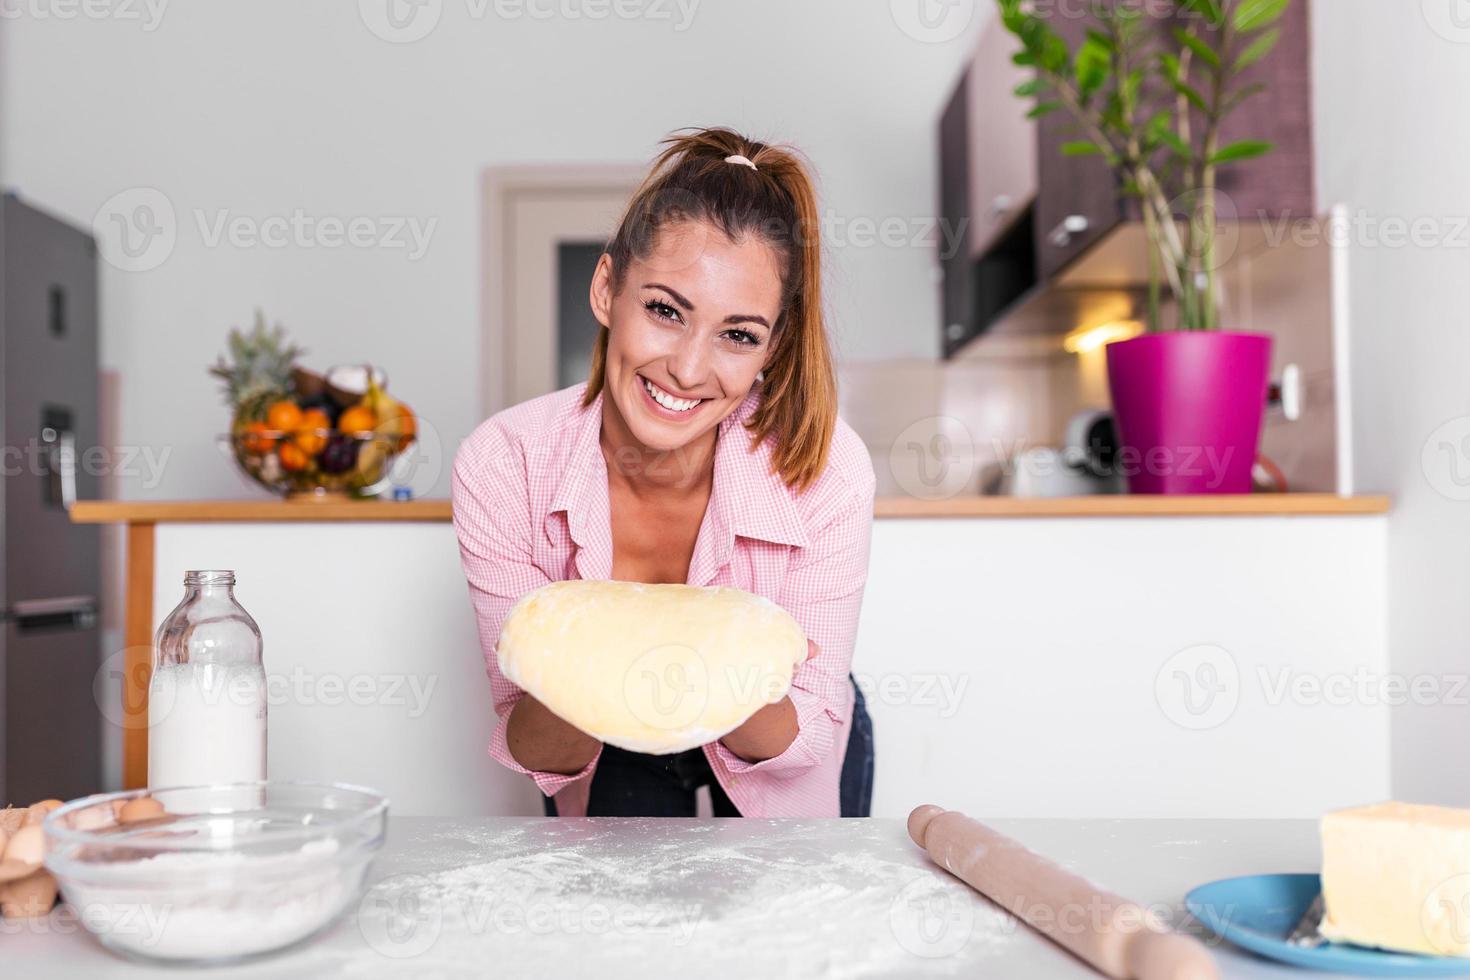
[148,570,267,788]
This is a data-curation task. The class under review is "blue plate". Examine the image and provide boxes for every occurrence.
[1185,873,1470,976]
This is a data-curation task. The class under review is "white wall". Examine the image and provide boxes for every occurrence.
[143,516,1388,818]
[1313,0,1470,805]
[0,0,983,500]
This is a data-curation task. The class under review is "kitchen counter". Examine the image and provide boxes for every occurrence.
[6,816,1331,978]
[70,493,1389,523]
[69,497,1392,817]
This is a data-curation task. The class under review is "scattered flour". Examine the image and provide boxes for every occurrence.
[319,822,1019,980]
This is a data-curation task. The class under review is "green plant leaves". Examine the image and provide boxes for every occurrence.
[1178,0,1225,27]
[1234,0,1290,33]
[1075,35,1112,99]
[1209,139,1274,163]
[1013,78,1044,98]
[1233,27,1281,70]
[1028,101,1063,119]
[1173,28,1221,70]
[1061,141,1106,156]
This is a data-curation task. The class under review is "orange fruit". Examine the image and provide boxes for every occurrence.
[293,408,331,456]
[338,405,376,436]
[241,421,275,454]
[396,403,417,451]
[278,441,308,472]
[266,400,302,433]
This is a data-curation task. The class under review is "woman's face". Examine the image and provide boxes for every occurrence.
[591,218,784,454]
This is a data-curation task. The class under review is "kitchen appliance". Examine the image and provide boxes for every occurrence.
[1,193,102,803]
[983,408,1127,496]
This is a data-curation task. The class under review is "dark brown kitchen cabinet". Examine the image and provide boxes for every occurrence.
[938,68,976,355]
[1034,1,1314,282]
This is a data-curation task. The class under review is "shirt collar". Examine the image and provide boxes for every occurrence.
[548,384,810,557]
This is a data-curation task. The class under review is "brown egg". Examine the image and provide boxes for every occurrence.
[24,799,62,826]
[4,824,44,866]
[70,804,115,832]
[0,869,59,918]
[0,807,25,837]
[118,796,166,824]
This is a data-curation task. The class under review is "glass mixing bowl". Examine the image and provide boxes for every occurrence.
[43,781,388,966]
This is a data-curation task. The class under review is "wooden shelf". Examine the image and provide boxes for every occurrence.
[69,499,454,523]
[70,493,1388,525]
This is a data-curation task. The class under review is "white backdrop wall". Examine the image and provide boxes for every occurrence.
[1312,0,1470,806]
[0,0,983,500]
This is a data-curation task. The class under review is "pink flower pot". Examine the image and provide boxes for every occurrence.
[1105,331,1272,495]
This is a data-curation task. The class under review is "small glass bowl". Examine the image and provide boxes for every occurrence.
[43,781,388,966]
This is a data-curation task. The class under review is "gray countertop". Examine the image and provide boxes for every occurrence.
[9,817,1342,978]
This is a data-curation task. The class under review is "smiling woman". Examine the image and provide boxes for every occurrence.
[451,127,877,819]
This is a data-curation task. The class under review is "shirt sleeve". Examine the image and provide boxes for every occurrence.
[450,440,601,797]
[712,471,876,779]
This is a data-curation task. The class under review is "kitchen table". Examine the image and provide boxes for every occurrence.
[5,816,1356,978]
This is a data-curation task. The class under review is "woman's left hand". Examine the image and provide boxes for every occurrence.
[717,638,817,763]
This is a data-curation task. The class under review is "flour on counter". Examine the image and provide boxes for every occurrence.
[320,822,1019,980]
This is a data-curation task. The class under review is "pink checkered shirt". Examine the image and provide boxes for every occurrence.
[451,382,875,817]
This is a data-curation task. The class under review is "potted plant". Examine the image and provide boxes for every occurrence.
[998,0,1289,493]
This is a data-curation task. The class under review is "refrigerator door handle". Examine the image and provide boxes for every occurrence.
[41,425,79,509]
[5,595,99,632]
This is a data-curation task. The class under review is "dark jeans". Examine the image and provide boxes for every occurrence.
[543,676,875,817]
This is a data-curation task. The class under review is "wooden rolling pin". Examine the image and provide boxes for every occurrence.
[908,805,1217,980]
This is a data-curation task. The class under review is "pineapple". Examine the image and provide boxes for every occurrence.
[208,310,303,425]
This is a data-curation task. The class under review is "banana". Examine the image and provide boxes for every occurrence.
[352,367,416,488]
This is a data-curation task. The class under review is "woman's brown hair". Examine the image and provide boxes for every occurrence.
[583,126,837,493]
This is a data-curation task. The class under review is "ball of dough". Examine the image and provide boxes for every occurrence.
[497,580,807,754]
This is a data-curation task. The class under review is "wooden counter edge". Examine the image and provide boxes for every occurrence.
[71,494,1390,524]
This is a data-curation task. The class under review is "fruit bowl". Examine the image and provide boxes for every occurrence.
[207,320,418,500]
[224,427,406,499]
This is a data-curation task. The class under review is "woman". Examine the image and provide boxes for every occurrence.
[452,127,875,818]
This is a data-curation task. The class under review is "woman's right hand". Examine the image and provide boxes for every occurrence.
[505,694,601,776]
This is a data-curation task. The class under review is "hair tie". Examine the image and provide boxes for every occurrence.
[724,153,758,171]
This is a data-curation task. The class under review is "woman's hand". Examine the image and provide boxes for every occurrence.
[505,694,601,776]
[718,639,819,763]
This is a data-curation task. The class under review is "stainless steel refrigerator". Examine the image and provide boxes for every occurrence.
[1,192,102,804]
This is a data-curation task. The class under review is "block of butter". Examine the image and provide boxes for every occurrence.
[1320,801,1470,957]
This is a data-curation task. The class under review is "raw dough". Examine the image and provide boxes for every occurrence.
[496,580,806,754]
